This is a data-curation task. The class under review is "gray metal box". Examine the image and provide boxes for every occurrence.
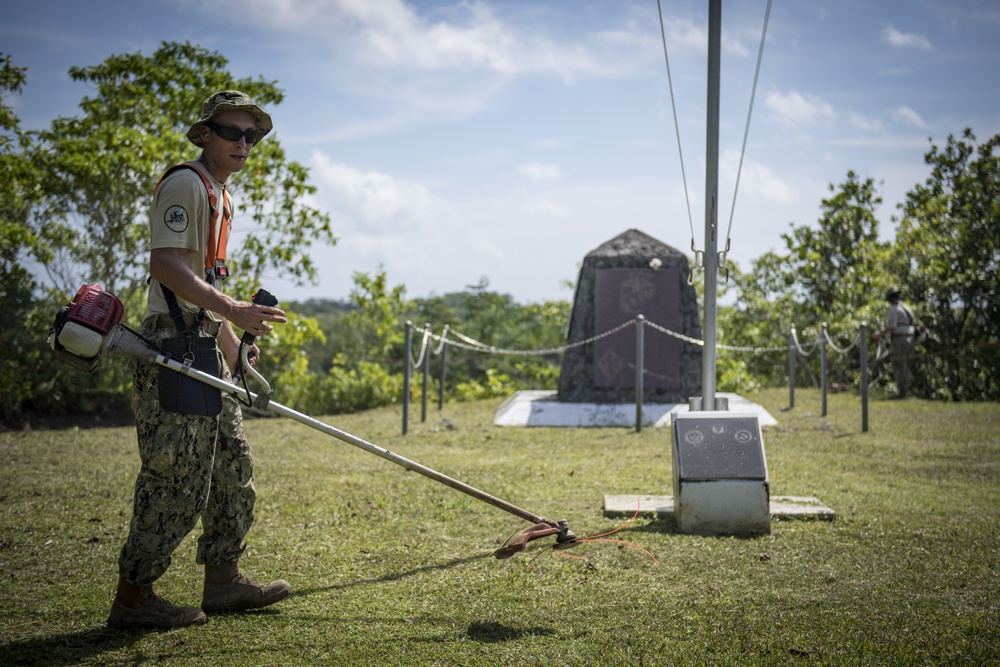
[672,411,770,535]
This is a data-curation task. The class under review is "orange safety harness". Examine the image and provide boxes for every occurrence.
[154,163,232,285]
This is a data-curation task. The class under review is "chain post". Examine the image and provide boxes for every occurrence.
[821,322,828,417]
[421,323,430,423]
[635,315,645,433]
[403,321,411,435]
[438,331,447,411]
[860,323,869,433]
[788,325,796,410]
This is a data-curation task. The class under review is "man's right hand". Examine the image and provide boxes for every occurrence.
[228,299,286,338]
[150,248,286,336]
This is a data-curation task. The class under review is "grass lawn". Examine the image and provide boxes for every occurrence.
[0,388,997,666]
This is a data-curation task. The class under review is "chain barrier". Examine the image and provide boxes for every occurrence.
[823,327,858,355]
[432,325,450,356]
[408,326,431,368]
[405,313,975,435]
[409,317,853,361]
[412,319,637,358]
[643,319,792,352]
[791,327,819,357]
[404,315,876,435]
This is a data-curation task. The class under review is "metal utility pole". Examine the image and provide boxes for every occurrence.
[701,0,722,411]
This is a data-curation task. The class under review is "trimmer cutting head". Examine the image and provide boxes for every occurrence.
[494,519,579,559]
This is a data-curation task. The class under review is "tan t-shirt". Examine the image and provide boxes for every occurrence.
[144,162,228,323]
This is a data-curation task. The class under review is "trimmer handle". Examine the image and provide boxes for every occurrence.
[240,288,279,346]
[235,288,278,383]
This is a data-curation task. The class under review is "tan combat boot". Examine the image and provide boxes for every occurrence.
[107,577,208,629]
[202,561,291,613]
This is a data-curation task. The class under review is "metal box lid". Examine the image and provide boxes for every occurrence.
[672,411,767,481]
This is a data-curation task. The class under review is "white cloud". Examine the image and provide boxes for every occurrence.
[662,16,707,53]
[654,14,751,58]
[354,2,520,73]
[530,137,576,150]
[891,105,928,129]
[296,148,490,298]
[765,90,837,127]
[882,26,933,51]
[848,111,885,132]
[215,0,625,83]
[524,198,568,217]
[519,161,561,181]
[222,0,422,33]
[720,150,796,206]
[308,150,435,230]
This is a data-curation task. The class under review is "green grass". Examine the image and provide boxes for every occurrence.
[1,388,998,666]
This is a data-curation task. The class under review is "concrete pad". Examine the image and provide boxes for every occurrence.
[768,496,837,519]
[603,494,835,521]
[493,390,777,428]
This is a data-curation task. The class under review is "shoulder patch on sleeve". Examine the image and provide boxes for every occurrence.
[163,205,189,233]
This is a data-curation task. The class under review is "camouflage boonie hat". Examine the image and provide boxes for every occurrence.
[187,90,273,146]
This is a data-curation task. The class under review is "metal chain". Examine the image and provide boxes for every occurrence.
[413,319,637,357]
[409,327,430,368]
[822,327,858,354]
[432,324,450,356]
[412,318,860,359]
[643,320,792,352]
[642,320,705,347]
[791,327,818,357]
[720,340,795,353]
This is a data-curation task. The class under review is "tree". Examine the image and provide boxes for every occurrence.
[785,171,889,326]
[718,254,801,390]
[0,53,44,291]
[344,267,410,367]
[407,276,570,397]
[1,42,335,423]
[893,129,1000,400]
[722,172,890,389]
[32,41,335,309]
[0,53,50,422]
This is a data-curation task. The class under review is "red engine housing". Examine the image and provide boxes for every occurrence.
[68,284,124,335]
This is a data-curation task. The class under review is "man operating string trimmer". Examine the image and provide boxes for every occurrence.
[108,91,290,629]
[45,90,581,630]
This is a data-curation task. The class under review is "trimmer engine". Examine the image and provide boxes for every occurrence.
[48,283,125,372]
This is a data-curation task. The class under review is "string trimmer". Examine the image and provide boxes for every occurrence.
[48,284,578,559]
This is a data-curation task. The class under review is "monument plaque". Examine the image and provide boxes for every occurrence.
[593,269,681,389]
[558,229,701,404]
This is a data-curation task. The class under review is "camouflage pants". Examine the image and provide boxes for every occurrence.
[118,323,256,586]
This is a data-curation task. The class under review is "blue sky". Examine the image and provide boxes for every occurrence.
[5,0,999,304]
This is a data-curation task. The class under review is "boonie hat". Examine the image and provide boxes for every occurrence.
[885,286,902,301]
[187,90,273,146]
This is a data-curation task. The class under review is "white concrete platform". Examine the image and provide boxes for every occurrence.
[603,494,835,521]
[493,390,777,428]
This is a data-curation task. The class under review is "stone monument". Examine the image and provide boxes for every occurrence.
[558,229,702,404]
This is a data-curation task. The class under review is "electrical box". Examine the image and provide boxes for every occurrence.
[672,411,770,536]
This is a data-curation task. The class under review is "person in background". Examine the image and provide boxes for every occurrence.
[875,286,917,399]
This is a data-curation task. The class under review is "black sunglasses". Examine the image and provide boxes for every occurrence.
[205,122,264,145]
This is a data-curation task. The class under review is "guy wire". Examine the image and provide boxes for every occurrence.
[723,0,773,254]
[657,0,697,254]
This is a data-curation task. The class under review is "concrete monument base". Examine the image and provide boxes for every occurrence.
[603,494,835,521]
[493,390,777,428]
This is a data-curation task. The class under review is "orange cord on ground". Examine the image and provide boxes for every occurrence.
[527,503,658,566]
